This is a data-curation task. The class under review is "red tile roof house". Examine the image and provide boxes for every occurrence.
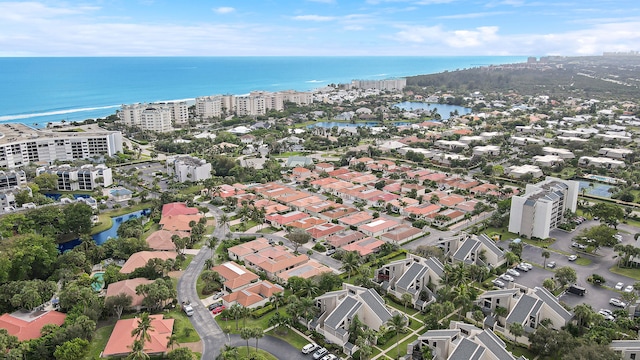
[455,200,480,213]
[253,199,290,215]
[326,230,368,248]
[341,237,385,256]
[288,217,327,230]
[292,167,313,181]
[438,194,466,207]
[470,183,499,195]
[318,206,357,221]
[161,202,199,217]
[303,201,341,217]
[338,211,374,227]
[265,211,310,229]
[102,315,174,358]
[119,251,178,274]
[278,191,313,205]
[222,280,284,308]
[159,214,203,232]
[289,195,324,211]
[358,218,401,237]
[211,261,260,292]
[328,168,350,177]
[308,223,346,241]
[403,203,441,219]
[227,237,273,262]
[277,260,333,282]
[349,157,375,166]
[401,183,427,197]
[426,209,466,227]
[315,162,335,173]
[105,278,154,311]
[381,225,424,244]
[0,310,66,341]
[243,247,309,280]
[145,229,189,251]
[310,177,339,191]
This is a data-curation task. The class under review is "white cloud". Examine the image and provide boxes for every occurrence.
[437,11,510,19]
[307,0,336,3]
[0,2,99,22]
[293,15,337,21]
[395,25,499,47]
[344,25,364,30]
[213,7,235,14]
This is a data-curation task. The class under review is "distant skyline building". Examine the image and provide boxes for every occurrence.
[508,176,579,239]
[350,78,407,91]
[195,90,313,119]
[118,101,188,130]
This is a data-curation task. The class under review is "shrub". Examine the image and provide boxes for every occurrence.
[239,235,257,242]
[251,304,275,318]
[313,243,327,252]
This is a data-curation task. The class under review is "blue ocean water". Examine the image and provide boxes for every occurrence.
[0,56,526,127]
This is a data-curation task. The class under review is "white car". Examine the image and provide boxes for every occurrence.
[313,348,328,360]
[500,274,515,282]
[321,355,338,360]
[568,255,577,261]
[516,263,530,272]
[615,282,624,290]
[624,285,634,293]
[598,309,615,321]
[547,261,556,268]
[492,279,506,288]
[520,262,533,270]
[302,343,318,354]
[610,298,627,308]
[506,268,521,277]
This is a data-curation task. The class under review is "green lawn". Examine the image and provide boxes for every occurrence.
[259,227,279,234]
[235,347,278,360]
[272,151,305,158]
[266,328,309,349]
[179,184,205,195]
[610,266,640,281]
[379,330,412,351]
[84,324,114,359]
[385,334,419,359]
[164,309,201,343]
[575,257,592,266]
[91,202,154,235]
[507,342,539,360]
[216,308,285,334]
[230,220,258,232]
[384,297,419,316]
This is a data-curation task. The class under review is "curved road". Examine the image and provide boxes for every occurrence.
[177,204,227,360]
[229,334,308,360]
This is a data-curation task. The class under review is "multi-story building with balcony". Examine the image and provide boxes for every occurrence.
[0,124,122,169]
[119,101,187,129]
[350,78,407,91]
[166,155,212,183]
[0,170,27,190]
[195,90,313,118]
[508,177,578,239]
[37,164,113,191]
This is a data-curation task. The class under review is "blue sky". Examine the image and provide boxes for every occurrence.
[1,0,639,56]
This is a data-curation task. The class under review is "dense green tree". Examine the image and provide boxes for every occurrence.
[577,225,618,252]
[562,343,621,360]
[528,327,577,358]
[34,173,59,192]
[63,203,94,235]
[287,229,311,253]
[136,278,176,312]
[104,293,133,319]
[167,347,196,360]
[555,266,577,287]
[8,234,59,280]
[53,338,89,360]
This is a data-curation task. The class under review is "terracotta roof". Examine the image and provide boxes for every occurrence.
[0,310,66,341]
[288,217,327,230]
[228,238,273,259]
[339,211,374,226]
[308,223,346,240]
[146,230,189,251]
[161,202,199,217]
[327,168,350,177]
[278,260,333,281]
[223,281,283,308]
[381,225,423,243]
[119,251,178,274]
[159,214,203,232]
[105,278,154,308]
[244,247,308,274]
[404,203,441,216]
[358,218,400,234]
[266,211,309,226]
[211,262,259,291]
[102,315,174,357]
[342,237,385,256]
[438,194,466,207]
[326,230,368,248]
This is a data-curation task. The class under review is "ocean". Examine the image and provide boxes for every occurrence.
[0,56,526,127]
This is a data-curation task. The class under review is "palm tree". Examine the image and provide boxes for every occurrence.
[270,292,285,311]
[126,340,149,360]
[252,327,264,351]
[131,313,154,350]
[541,250,550,268]
[573,303,594,331]
[505,251,519,267]
[239,327,253,358]
[386,314,408,360]
[494,306,508,326]
[268,311,292,334]
[509,322,524,343]
[229,303,243,330]
[301,278,319,298]
[401,293,413,312]
[240,306,251,328]
[341,251,360,281]
[208,236,218,258]
[167,333,180,350]
[217,345,238,360]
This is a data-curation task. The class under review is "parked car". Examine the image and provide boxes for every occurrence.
[326,249,336,256]
[516,263,529,272]
[500,274,515,282]
[302,343,318,354]
[520,262,533,270]
[182,301,194,317]
[506,268,521,277]
[598,310,615,321]
[614,234,623,243]
[212,305,226,314]
[321,355,337,360]
[624,285,634,293]
[615,282,625,290]
[547,261,556,268]
[610,298,626,308]
[571,242,579,248]
[492,279,505,288]
[208,302,223,310]
[313,348,328,360]
[213,292,225,300]
[568,255,578,261]
[567,284,586,296]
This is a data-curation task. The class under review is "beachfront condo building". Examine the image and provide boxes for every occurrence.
[350,78,407,91]
[508,177,579,239]
[195,90,313,119]
[119,101,188,129]
[0,124,123,169]
[37,164,113,191]
[166,155,212,183]
[0,170,27,190]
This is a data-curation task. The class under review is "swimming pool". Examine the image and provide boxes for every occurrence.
[91,272,105,292]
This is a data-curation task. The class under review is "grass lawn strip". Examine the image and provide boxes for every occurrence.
[84,324,114,359]
[235,347,278,360]
[266,328,309,349]
[610,266,640,281]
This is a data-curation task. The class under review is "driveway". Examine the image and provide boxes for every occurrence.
[229,334,309,360]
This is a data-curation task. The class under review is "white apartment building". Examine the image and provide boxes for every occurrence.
[37,164,113,191]
[0,124,122,169]
[0,170,27,190]
[0,186,30,211]
[578,156,626,169]
[167,155,212,183]
[139,107,173,133]
[195,90,313,118]
[509,177,579,239]
[350,78,407,91]
[119,102,188,128]
[599,147,634,159]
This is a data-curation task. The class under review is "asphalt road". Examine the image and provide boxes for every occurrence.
[178,204,227,360]
[229,334,310,360]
